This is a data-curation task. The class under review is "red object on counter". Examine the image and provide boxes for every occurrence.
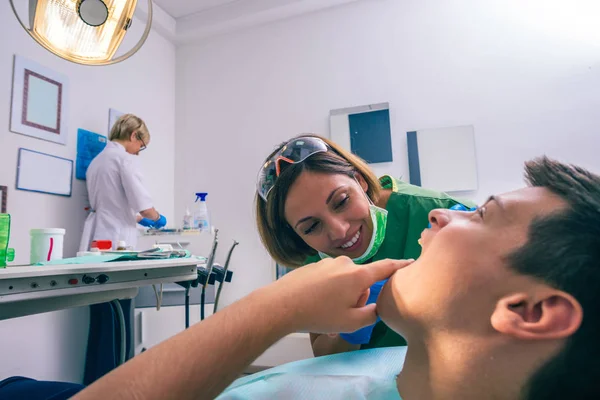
[90,240,112,250]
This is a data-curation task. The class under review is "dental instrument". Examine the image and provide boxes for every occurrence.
[214,240,239,313]
[202,229,219,320]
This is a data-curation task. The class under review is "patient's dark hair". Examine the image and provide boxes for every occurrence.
[507,157,600,399]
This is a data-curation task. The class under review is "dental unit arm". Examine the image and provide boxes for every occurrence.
[201,228,219,321]
[213,240,239,313]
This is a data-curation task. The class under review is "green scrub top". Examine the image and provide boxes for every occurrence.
[306,175,475,349]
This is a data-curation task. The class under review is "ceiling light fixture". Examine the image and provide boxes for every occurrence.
[9,0,153,66]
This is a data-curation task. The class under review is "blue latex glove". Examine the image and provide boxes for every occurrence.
[151,214,167,229]
[450,204,476,212]
[138,218,155,227]
[340,279,387,345]
[428,203,476,228]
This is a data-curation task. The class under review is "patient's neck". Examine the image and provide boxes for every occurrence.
[397,333,534,400]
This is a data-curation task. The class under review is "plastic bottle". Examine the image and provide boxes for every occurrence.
[193,193,211,232]
[182,208,192,229]
[0,214,15,268]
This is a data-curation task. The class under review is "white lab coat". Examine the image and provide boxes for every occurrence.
[79,141,153,251]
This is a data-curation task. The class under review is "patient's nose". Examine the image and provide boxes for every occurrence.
[428,209,450,229]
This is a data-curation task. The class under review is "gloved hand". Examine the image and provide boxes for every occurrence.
[339,279,387,345]
[151,214,167,229]
[449,204,476,212]
[138,218,155,228]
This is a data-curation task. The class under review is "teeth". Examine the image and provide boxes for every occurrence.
[418,238,423,246]
[341,230,361,249]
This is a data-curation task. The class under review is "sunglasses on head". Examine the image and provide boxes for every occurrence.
[256,136,328,201]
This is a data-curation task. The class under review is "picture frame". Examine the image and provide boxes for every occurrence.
[407,125,478,192]
[16,148,73,197]
[330,102,393,164]
[108,108,125,134]
[0,186,7,213]
[10,55,69,145]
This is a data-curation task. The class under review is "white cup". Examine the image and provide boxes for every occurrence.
[30,228,65,264]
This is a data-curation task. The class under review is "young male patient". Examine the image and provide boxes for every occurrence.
[219,157,600,400]
[377,156,600,399]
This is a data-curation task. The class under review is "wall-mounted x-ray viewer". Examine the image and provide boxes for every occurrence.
[329,102,393,164]
[407,125,478,193]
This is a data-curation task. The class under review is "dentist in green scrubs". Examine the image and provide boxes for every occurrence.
[255,134,474,356]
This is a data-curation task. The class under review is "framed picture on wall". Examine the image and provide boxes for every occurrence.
[108,108,125,134]
[406,125,478,192]
[10,55,69,145]
[0,186,7,213]
[330,102,393,164]
[16,148,73,197]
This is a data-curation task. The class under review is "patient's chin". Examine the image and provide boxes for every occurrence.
[377,280,400,327]
[377,271,415,336]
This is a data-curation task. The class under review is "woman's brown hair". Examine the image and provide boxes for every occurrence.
[255,134,380,267]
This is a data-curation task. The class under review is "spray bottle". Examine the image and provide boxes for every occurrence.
[182,208,193,229]
[193,193,211,232]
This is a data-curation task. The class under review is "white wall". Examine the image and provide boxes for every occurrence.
[175,0,600,307]
[0,1,176,383]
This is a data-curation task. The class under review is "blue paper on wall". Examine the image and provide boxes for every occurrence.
[76,129,107,180]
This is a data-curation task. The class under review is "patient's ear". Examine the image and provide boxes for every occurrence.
[490,290,582,340]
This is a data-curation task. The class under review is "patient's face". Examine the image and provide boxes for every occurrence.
[378,186,567,336]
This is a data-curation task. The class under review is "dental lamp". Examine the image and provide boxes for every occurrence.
[9,0,153,66]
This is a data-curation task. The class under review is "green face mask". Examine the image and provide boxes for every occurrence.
[318,202,388,264]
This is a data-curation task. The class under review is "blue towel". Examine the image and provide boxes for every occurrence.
[217,347,406,399]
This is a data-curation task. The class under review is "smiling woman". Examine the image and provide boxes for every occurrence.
[255,134,475,356]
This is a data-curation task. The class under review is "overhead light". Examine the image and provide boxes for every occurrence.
[9,0,153,66]
[78,0,110,26]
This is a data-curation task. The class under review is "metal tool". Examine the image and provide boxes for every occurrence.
[201,229,219,320]
[213,240,239,313]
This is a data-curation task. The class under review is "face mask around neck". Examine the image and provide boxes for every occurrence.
[318,182,388,264]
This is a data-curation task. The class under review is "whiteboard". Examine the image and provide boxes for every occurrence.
[416,125,478,192]
[16,148,73,197]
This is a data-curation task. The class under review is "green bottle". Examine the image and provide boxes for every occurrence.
[0,214,15,268]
